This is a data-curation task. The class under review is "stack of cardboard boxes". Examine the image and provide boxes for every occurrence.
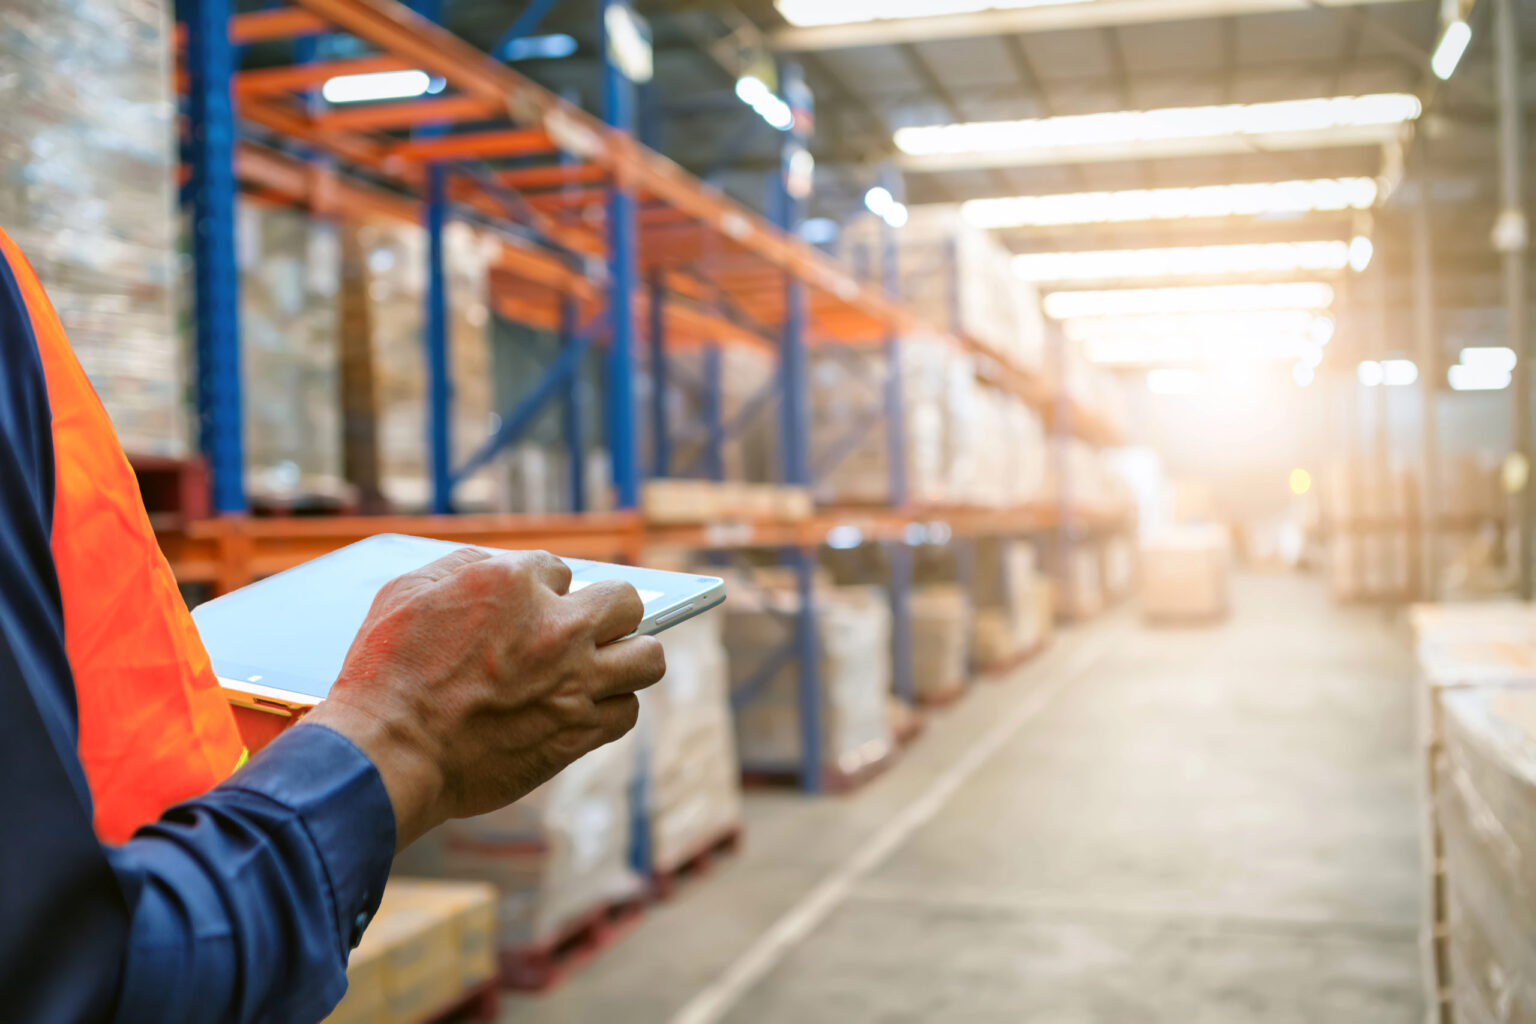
[1409,603,1536,1023]
[970,540,1053,670]
[396,733,642,956]
[639,613,744,875]
[1139,527,1231,624]
[2,0,186,456]
[909,585,970,702]
[726,578,894,781]
[323,879,497,1024]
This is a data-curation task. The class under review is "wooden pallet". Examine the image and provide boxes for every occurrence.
[915,681,967,708]
[498,898,646,993]
[975,639,1049,678]
[742,746,900,795]
[650,826,743,901]
[425,979,500,1023]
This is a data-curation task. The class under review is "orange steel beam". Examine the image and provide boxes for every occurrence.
[243,100,388,169]
[235,142,418,222]
[232,8,330,42]
[233,55,407,97]
[498,164,608,191]
[489,250,598,301]
[314,94,501,132]
[388,128,553,163]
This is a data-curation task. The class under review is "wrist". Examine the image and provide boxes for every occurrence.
[300,698,446,851]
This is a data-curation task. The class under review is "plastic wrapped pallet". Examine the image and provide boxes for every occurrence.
[838,208,1044,372]
[1437,688,1536,1024]
[398,733,641,951]
[1140,527,1230,623]
[236,200,344,501]
[910,585,970,701]
[361,218,499,511]
[1,0,186,456]
[971,540,1042,668]
[727,583,894,779]
[639,612,743,875]
[1063,547,1104,621]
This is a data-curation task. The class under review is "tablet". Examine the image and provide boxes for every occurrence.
[192,534,725,713]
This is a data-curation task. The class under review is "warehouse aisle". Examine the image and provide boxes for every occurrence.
[500,575,1423,1024]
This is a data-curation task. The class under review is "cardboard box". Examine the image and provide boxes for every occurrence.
[325,878,496,1024]
[1140,527,1230,623]
[910,585,969,699]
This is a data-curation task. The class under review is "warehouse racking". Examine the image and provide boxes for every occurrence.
[169,0,1131,792]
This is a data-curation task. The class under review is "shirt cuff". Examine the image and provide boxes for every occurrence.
[224,723,396,953]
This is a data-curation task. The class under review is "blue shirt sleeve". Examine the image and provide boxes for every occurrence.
[0,245,396,1024]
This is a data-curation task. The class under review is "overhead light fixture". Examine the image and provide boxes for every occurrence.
[1460,346,1518,373]
[322,69,432,104]
[1290,467,1313,493]
[1357,360,1384,387]
[1449,364,1513,391]
[800,217,839,245]
[1293,363,1315,387]
[1381,358,1418,386]
[501,32,578,61]
[1013,241,1349,283]
[776,0,1092,28]
[1085,335,1320,365]
[736,75,794,131]
[1147,368,1202,395]
[1431,19,1472,81]
[864,185,909,229]
[1044,282,1333,319]
[1348,234,1374,272]
[895,94,1422,168]
[961,177,1379,229]
[1063,309,1324,344]
[1310,316,1336,346]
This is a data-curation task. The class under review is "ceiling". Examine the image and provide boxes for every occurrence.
[237,0,1536,364]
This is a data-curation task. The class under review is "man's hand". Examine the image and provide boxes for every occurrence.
[300,547,665,850]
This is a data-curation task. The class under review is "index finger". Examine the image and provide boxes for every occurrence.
[564,579,646,644]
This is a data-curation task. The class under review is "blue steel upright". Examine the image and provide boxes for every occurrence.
[701,344,725,481]
[599,0,643,509]
[560,298,587,512]
[425,165,454,513]
[183,0,245,513]
[774,61,824,793]
[879,167,915,706]
[648,271,670,477]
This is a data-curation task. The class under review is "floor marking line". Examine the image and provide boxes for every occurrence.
[667,639,1111,1024]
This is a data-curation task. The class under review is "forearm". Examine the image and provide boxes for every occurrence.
[106,726,395,1024]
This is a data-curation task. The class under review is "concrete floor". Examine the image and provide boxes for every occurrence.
[500,574,1424,1024]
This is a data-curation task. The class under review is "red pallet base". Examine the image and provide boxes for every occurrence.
[742,746,900,795]
[498,898,646,993]
[650,826,743,901]
[915,681,967,708]
[426,979,499,1023]
[975,639,1050,677]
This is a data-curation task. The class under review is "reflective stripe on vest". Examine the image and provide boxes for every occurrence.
[0,229,244,845]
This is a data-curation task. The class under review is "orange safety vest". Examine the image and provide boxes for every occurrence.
[0,229,246,845]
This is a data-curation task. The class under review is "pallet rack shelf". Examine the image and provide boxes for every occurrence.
[175,0,1131,791]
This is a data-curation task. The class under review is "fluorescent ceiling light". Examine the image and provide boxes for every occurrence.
[1460,346,1518,373]
[1044,282,1334,319]
[322,69,432,104]
[1147,368,1201,395]
[1063,310,1323,344]
[776,0,1091,28]
[864,186,908,229]
[501,33,578,61]
[1449,364,1513,391]
[896,94,1421,169]
[1085,335,1320,365]
[1432,20,1472,81]
[1381,358,1418,386]
[1357,360,1384,387]
[961,178,1379,229]
[736,75,794,131]
[1293,363,1315,387]
[1348,234,1374,273]
[1013,241,1349,283]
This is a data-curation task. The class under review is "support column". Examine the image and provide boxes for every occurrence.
[600,0,643,510]
[425,164,453,513]
[184,0,245,513]
[1494,0,1530,598]
[1412,170,1440,600]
